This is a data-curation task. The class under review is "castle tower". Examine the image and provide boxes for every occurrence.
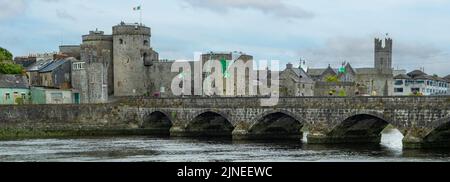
[112,22,159,96]
[79,30,113,103]
[374,37,393,74]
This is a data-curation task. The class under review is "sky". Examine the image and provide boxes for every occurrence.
[0,0,449,76]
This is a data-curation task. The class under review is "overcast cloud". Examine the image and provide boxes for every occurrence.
[0,0,449,76]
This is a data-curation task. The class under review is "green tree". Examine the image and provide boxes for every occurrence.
[325,75,339,83]
[0,47,13,62]
[0,62,23,74]
[338,89,347,96]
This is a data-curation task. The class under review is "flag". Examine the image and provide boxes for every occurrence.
[220,58,231,78]
[133,6,141,11]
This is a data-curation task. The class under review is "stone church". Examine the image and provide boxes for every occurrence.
[308,37,395,96]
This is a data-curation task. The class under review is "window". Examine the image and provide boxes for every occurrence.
[50,93,63,104]
[144,40,149,46]
[395,80,404,85]
[411,88,420,93]
[21,93,26,99]
[119,39,124,44]
[73,62,85,70]
[5,93,10,100]
[394,88,403,93]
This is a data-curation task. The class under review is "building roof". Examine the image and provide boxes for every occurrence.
[0,74,29,89]
[26,59,53,72]
[407,70,427,78]
[321,66,337,77]
[344,63,356,75]
[394,74,411,79]
[444,75,450,81]
[354,68,378,75]
[38,58,70,73]
[307,68,326,76]
[290,68,314,83]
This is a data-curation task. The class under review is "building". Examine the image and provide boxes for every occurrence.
[308,63,365,96]
[25,59,53,86]
[0,74,30,105]
[445,75,450,95]
[279,63,314,96]
[393,70,449,96]
[72,30,113,103]
[59,45,81,60]
[71,22,194,101]
[14,56,37,68]
[201,51,254,96]
[308,37,395,96]
[38,58,73,89]
[113,22,159,96]
[30,87,73,104]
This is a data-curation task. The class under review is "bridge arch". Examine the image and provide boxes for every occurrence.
[184,110,234,137]
[422,115,450,146]
[327,111,399,143]
[140,111,173,135]
[247,110,305,140]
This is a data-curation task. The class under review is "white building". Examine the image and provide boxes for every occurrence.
[445,75,450,95]
[393,70,449,96]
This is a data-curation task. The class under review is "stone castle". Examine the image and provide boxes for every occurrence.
[72,22,176,103]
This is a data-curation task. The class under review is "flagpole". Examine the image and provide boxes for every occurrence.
[140,0,143,25]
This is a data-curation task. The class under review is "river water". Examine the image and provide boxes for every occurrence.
[0,129,449,162]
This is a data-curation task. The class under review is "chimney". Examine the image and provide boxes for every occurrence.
[286,63,293,69]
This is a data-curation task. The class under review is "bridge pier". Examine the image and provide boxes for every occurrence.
[306,122,383,144]
[169,122,234,138]
[402,127,450,149]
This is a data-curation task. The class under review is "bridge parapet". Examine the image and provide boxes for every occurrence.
[116,96,450,148]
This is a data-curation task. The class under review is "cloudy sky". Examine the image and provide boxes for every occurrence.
[0,0,449,75]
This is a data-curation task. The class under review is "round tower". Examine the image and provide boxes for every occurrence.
[79,30,113,103]
[113,22,157,96]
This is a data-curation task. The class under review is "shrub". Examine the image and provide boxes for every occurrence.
[325,75,339,83]
[338,89,347,96]
[0,47,13,62]
[0,63,23,74]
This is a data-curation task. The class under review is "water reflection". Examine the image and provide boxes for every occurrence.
[0,128,449,162]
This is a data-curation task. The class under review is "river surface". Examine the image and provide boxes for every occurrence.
[0,129,449,162]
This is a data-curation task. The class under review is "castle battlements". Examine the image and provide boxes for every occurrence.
[112,22,151,36]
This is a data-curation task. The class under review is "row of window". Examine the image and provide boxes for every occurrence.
[4,92,27,100]
[395,79,448,88]
[394,87,449,94]
[73,62,85,70]
[118,39,149,46]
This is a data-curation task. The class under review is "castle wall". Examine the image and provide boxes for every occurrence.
[356,72,393,96]
[113,23,158,96]
[79,30,113,103]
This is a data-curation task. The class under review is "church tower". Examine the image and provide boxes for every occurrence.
[374,37,393,74]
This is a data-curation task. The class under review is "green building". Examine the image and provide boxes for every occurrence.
[0,74,30,105]
[30,87,73,104]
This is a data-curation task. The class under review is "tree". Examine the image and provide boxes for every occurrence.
[338,89,347,96]
[0,47,13,62]
[325,75,339,83]
[0,62,23,74]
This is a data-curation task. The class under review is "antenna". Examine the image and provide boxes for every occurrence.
[60,31,64,46]
[140,0,143,25]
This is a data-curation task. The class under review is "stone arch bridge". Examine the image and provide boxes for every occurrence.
[118,96,450,149]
